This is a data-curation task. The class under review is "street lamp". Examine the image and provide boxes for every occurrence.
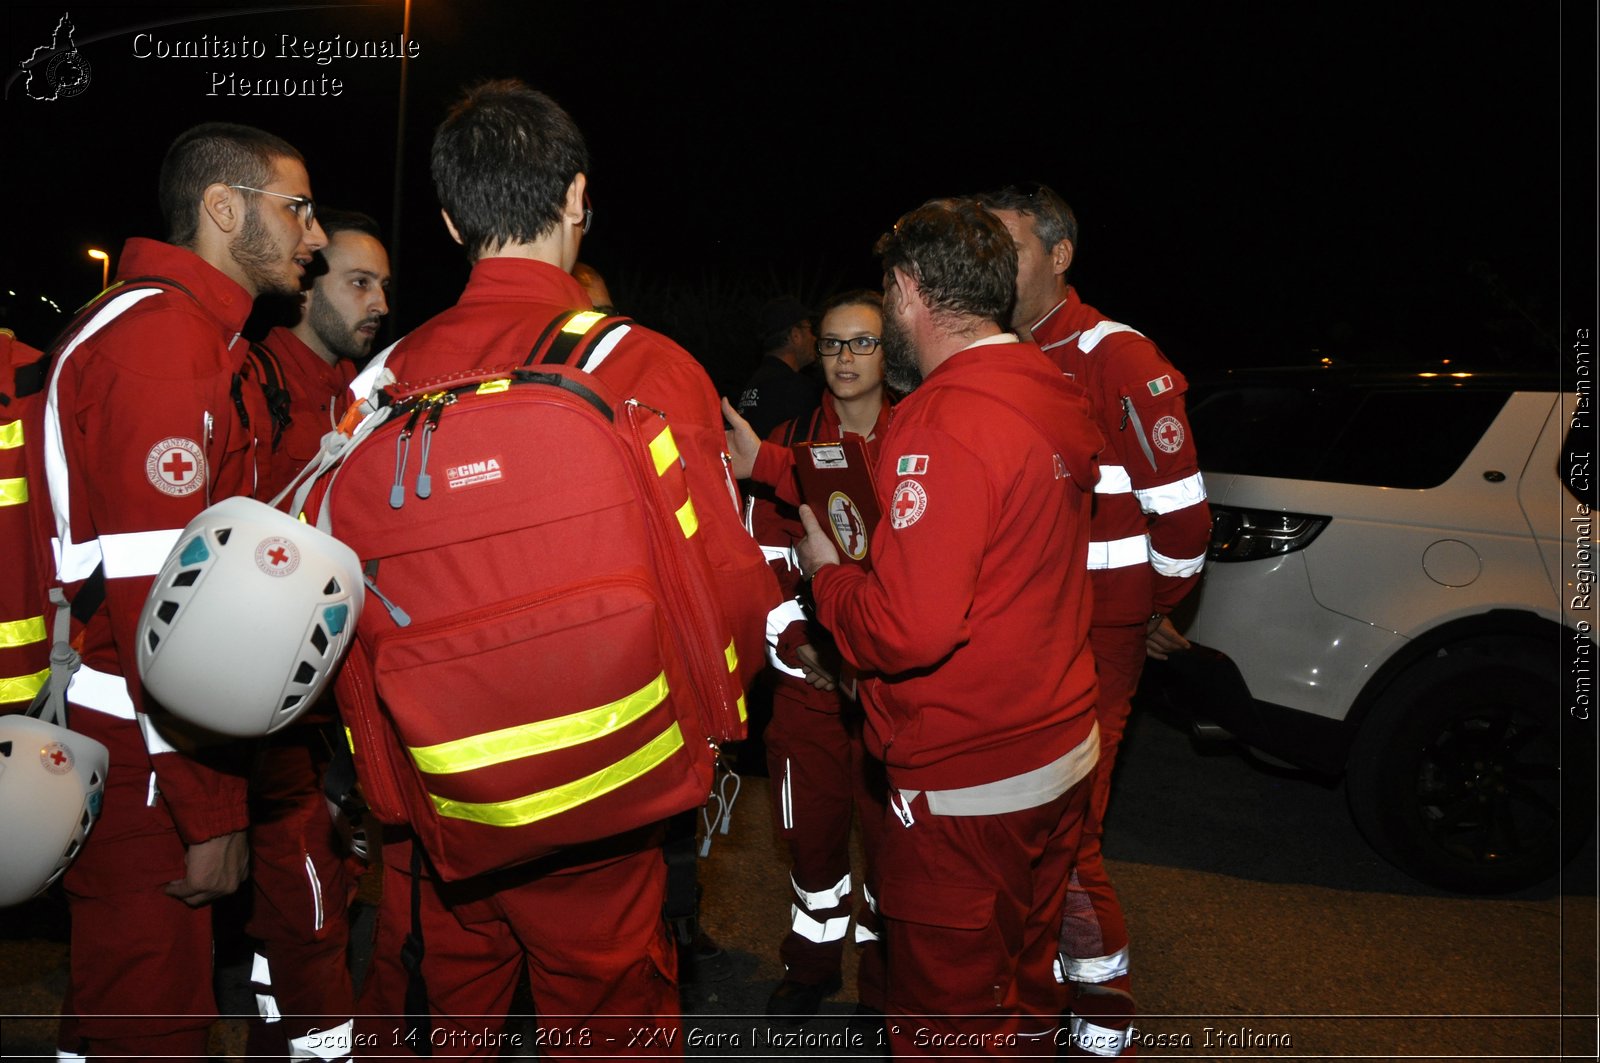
[87,248,109,291]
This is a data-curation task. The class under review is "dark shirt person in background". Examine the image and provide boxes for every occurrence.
[736,296,821,439]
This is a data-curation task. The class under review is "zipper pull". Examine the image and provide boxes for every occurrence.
[415,396,451,499]
[1120,396,1132,432]
[390,404,424,509]
[362,574,411,628]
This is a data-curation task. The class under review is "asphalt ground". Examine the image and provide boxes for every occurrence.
[2,693,1595,1060]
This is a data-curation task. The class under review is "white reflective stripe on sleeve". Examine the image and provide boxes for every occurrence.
[289,1020,354,1060]
[100,529,183,578]
[580,324,631,372]
[790,905,851,944]
[251,951,272,986]
[348,343,397,404]
[766,599,808,678]
[66,664,135,720]
[1133,472,1207,515]
[1069,1016,1133,1057]
[1076,320,1143,354]
[44,288,164,582]
[1150,544,1206,578]
[1094,464,1132,495]
[1063,945,1130,984]
[139,712,180,756]
[791,871,851,912]
[1086,534,1149,570]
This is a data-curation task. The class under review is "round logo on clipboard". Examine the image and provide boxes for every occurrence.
[827,491,870,561]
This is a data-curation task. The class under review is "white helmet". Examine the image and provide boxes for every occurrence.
[137,496,365,737]
[0,714,109,907]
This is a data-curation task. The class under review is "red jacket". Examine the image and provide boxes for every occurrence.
[2,330,49,709]
[812,338,1103,791]
[750,396,892,702]
[254,326,356,500]
[374,257,778,689]
[1033,290,1210,626]
[29,238,267,846]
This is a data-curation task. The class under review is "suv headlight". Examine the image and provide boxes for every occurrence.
[1208,505,1329,562]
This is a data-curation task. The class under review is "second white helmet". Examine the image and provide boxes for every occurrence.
[0,714,109,908]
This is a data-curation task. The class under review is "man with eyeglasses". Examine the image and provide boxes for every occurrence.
[794,198,1105,1057]
[979,182,1210,1058]
[735,296,822,440]
[24,122,327,1061]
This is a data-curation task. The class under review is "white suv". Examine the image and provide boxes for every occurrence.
[1164,368,1592,893]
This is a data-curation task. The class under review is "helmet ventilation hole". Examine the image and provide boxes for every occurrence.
[324,578,341,595]
[294,662,317,685]
[0,741,11,757]
[173,569,200,587]
[214,527,232,545]
[310,627,329,654]
[156,600,179,624]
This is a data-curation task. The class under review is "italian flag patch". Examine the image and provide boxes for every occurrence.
[897,454,929,475]
[1147,374,1174,397]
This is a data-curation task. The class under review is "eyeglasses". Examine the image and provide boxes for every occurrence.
[816,336,882,358]
[228,185,317,231]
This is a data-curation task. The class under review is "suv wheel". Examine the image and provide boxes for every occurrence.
[1346,636,1587,893]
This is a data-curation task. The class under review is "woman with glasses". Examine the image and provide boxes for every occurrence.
[739,289,894,1029]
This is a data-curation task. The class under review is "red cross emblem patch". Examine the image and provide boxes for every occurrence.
[255,536,301,578]
[1151,415,1185,454]
[890,478,928,530]
[145,437,206,497]
[40,741,74,774]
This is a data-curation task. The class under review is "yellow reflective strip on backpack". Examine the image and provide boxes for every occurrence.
[409,672,670,775]
[344,726,355,753]
[675,497,698,538]
[0,667,50,705]
[0,614,46,649]
[724,638,738,674]
[737,692,748,723]
[648,426,680,477]
[0,419,23,449]
[428,722,685,827]
[561,310,605,335]
[0,477,27,507]
[476,378,511,395]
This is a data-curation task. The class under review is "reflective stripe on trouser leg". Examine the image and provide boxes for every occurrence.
[252,952,282,1023]
[854,881,880,943]
[790,905,851,944]
[792,870,851,912]
[289,1019,353,1061]
[1070,1015,1133,1057]
[56,1052,86,1061]
[1062,945,1130,985]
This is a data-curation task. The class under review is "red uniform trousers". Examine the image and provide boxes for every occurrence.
[763,681,887,1006]
[245,722,359,1060]
[55,716,217,1062]
[876,777,1090,1059]
[356,829,680,1060]
[1059,624,1144,1056]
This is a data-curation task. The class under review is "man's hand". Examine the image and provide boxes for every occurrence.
[1146,615,1191,660]
[796,505,841,579]
[721,397,760,480]
[165,830,249,907]
[795,643,838,691]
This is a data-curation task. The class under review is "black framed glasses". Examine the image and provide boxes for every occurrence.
[228,184,317,231]
[816,336,882,358]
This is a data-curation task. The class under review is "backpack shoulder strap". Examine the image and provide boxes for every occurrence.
[244,340,294,449]
[14,276,202,400]
[523,309,636,371]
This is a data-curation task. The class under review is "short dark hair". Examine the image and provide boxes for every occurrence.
[875,199,1016,329]
[159,122,303,248]
[315,208,382,243]
[978,182,1079,257]
[431,79,590,259]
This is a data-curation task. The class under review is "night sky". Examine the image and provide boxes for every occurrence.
[5,2,1590,394]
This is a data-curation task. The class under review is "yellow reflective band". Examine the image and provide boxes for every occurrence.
[0,419,23,450]
[409,672,670,775]
[562,310,605,335]
[476,378,511,395]
[724,639,738,674]
[0,667,49,705]
[0,614,46,649]
[0,477,27,507]
[344,726,355,753]
[737,693,748,723]
[429,722,685,827]
[675,497,698,538]
[648,426,680,477]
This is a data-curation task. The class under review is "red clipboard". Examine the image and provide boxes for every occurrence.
[791,437,880,568]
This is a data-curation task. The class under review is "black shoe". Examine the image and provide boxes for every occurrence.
[678,932,733,984]
[766,975,843,1024]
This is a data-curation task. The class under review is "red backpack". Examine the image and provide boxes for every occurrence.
[303,311,745,881]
